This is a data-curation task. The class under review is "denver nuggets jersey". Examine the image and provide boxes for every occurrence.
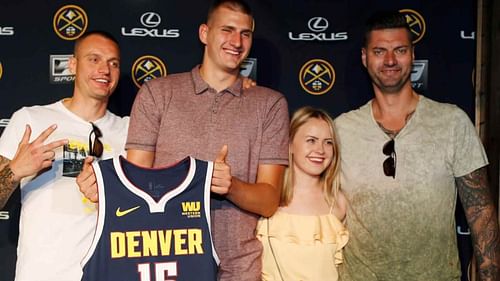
[81,156,219,281]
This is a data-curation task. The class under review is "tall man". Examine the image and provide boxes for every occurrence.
[124,1,288,280]
[334,11,499,281]
[0,31,129,281]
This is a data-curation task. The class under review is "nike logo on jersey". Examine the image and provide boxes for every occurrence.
[116,206,141,217]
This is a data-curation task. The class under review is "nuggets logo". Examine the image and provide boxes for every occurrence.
[0,62,3,79]
[53,5,88,40]
[181,201,201,218]
[399,9,426,44]
[299,59,335,95]
[131,55,167,88]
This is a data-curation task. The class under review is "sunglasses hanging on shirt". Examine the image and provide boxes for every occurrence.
[88,122,103,158]
[382,139,396,178]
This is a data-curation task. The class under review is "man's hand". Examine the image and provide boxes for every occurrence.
[211,145,232,195]
[9,124,67,181]
[76,156,98,203]
[209,145,284,216]
[242,77,256,89]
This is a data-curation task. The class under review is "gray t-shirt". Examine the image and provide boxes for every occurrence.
[334,95,488,281]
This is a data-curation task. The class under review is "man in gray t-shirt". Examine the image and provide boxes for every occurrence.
[335,11,499,281]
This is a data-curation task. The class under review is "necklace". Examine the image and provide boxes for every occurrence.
[377,110,415,138]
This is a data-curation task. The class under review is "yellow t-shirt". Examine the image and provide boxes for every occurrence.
[256,211,349,281]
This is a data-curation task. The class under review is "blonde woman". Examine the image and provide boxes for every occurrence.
[257,106,348,281]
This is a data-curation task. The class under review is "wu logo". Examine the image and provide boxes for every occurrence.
[181,201,201,212]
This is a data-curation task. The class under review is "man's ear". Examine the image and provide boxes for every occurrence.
[361,48,367,68]
[199,24,209,45]
[68,55,77,75]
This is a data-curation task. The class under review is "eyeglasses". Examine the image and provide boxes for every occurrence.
[89,122,103,158]
[382,139,396,178]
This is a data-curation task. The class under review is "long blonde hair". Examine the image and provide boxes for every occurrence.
[281,106,341,207]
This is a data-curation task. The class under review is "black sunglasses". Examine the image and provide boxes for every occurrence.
[383,139,396,178]
[89,122,103,158]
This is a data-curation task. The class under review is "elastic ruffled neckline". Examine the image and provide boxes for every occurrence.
[256,210,349,246]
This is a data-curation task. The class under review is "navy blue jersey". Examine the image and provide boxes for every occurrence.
[81,156,219,281]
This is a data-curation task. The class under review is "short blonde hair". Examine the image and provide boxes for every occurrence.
[281,106,341,207]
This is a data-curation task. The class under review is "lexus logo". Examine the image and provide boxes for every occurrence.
[307,17,329,32]
[140,12,161,28]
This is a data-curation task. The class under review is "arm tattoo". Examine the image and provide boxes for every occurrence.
[0,155,19,209]
[456,167,500,281]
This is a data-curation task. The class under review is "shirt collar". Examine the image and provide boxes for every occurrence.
[191,65,243,97]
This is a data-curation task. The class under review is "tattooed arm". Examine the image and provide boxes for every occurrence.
[0,156,19,209]
[456,167,500,281]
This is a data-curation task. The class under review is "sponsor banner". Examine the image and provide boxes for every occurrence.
[0,119,9,127]
[460,30,475,40]
[240,58,257,82]
[0,119,9,141]
[289,17,348,42]
[411,59,428,92]
[0,2,479,280]
[457,225,471,236]
[121,12,180,38]
[50,55,75,84]
[0,26,14,36]
[0,211,9,220]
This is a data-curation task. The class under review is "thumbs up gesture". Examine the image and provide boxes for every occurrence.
[211,145,232,195]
